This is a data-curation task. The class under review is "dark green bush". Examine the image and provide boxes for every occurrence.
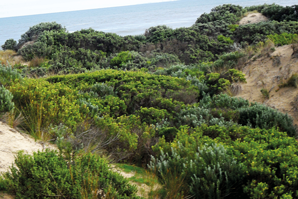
[262,4,298,22]
[238,103,296,136]
[0,150,139,198]
[234,21,298,45]
[144,25,173,43]
[18,42,52,61]
[17,22,64,50]
[1,39,17,51]
[195,4,245,24]
[48,47,105,74]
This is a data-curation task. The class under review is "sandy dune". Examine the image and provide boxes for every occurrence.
[0,121,55,174]
[235,44,298,126]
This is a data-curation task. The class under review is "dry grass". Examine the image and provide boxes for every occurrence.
[29,56,45,67]
[1,109,24,131]
[242,10,258,18]
[230,83,243,95]
[0,50,23,66]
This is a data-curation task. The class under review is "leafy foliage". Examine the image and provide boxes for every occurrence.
[0,85,14,113]
[267,33,298,46]
[1,39,17,51]
[0,150,139,199]
[153,125,298,198]
[247,4,298,22]
[2,3,298,198]
[149,142,244,199]
[0,64,23,86]
[17,22,64,50]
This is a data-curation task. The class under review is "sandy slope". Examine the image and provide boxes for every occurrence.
[235,44,298,126]
[0,121,55,199]
[0,121,55,174]
[239,13,268,25]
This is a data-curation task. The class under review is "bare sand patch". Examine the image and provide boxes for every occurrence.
[239,13,269,25]
[235,44,298,126]
[0,121,56,174]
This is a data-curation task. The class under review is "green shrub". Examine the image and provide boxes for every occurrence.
[226,69,246,83]
[228,24,239,32]
[48,47,106,74]
[17,22,64,50]
[195,4,245,24]
[267,33,298,46]
[9,78,84,134]
[253,4,298,22]
[90,83,115,98]
[1,39,17,51]
[217,35,234,45]
[153,124,298,198]
[178,106,236,128]
[283,73,298,88]
[0,64,23,86]
[18,42,52,61]
[46,69,198,117]
[137,107,169,124]
[0,85,14,113]
[110,51,133,67]
[238,103,296,136]
[234,20,298,45]
[260,88,270,99]
[144,25,173,43]
[1,150,139,198]
[149,142,244,198]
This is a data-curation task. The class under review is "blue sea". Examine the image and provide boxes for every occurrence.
[0,0,296,47]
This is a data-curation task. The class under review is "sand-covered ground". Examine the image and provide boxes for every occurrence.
[235,44,298,126]
[239,13,268,25]
[0,121,55,174]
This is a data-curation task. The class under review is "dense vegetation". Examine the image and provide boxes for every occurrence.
[1,3,298,198]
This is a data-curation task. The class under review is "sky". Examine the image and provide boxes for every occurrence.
[0,0,175,18]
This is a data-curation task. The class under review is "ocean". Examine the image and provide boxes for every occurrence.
[0,0,296,47]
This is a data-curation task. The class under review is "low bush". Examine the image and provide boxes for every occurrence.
[217,35,234,45]
[267,33,298,46]
[153,124,298,198]
[149,142,244,199]
[18,42,52,61]
[238,103,296,136]
[260,88,270,99]
[110,51,133,67]
[16,22,65,50]
[1,39,17,51]
[0,150,139,198]
[282,73,298,88]
[0,64,23,86]
[0,85,14,113]
[9,78,84,134]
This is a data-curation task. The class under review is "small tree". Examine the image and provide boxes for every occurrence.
[1,39,17,51]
